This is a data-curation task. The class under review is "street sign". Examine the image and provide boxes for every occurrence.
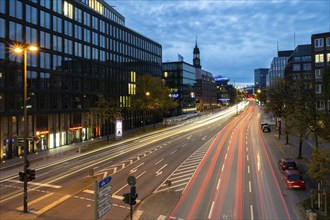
[98,185,112,198]
[98,203,112,218]
[98,176,112,189]
[98,194,112,207]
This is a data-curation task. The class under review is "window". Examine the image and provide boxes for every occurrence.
[63,1,73,19]
[315,84,322,94]
[75,42,82,57]
[293,64,300,71]
[0,18,5,38]
[92,16,98,29]
[75,7,83,23]
[64,20,73,36]
[53,55,62,70]
[9,21,23,41]
[0,42,5,60]
[84,45,91,59]
[26,5,38,25]
[84,12,91,26]
[314,38,324,48]
[10,0,23,19]
[64,39,73,55]
[53,0,62,14]
[40,11,51,29]
[40,31,51,49]
[40,0,51,9]
[315,69,321,78]
[84,28,90,43]
[303,63,311,71]
[315,54,324,64]
[328,100,330,110]
[327,37,330,47]
[0,0,5,14]
[75,25,82,40]
[53,16,62,33]
[327,53,330,63]
[316,100,325,110]
[92,48,98,60]
[53,35,62,52]
[40,52,51,69]
[92,32,98,45]
[26,27,37,44]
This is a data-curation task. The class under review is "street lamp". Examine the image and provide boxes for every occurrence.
[13,44,39,213]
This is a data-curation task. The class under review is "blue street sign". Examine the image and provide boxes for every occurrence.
[98,176,112,189]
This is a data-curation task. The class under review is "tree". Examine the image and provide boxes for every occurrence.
[308,149,330,210]
[130,74,177,131]
[88,95,122,140]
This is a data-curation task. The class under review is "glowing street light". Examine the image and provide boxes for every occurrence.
[13,44,39,213]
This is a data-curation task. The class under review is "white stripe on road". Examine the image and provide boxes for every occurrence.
[208,201,215,219]
[8,180,61,188]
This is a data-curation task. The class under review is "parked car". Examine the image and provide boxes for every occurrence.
[260,123,269,129]
[278,158,297,171]
[262,124,271,133]
[283,170,305,189]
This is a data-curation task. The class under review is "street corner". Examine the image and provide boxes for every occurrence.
[133,191,181,220]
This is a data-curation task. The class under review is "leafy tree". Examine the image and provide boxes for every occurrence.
[130,74,177,131]
[308,149,330,210]
[87,95,122,140]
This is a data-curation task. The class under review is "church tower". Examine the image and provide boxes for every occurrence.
[193,36,201,69]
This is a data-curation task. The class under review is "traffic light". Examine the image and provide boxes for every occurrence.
[26,169,35,181]
[18,172,25,182]
[122,193,130,205]
[130,186,138,205]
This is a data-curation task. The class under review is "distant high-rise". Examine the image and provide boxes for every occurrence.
[268,50,293,86]
[254,68,269,90]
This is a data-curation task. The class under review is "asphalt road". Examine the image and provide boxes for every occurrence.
[169,102,306,220]
[0,103,241,219]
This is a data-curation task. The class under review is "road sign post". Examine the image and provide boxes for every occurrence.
[94,176,112,220]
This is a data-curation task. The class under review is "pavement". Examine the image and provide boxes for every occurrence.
[1,109,329,220]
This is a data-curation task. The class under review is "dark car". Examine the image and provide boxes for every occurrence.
[261,123,269,129]
[278,158,297,171]
[262,124,271,133]
[283,170,305,189]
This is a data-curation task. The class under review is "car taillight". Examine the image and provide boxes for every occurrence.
[287,181,294,184]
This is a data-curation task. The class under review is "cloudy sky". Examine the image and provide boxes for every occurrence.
[107,0,329,87]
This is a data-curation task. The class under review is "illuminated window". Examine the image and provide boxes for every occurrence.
[327,53,330,63]
[128,83,136,95]
[164,71,168,77]
[130,71,136,82]
[63,1,73,19]
[315,54,324,64]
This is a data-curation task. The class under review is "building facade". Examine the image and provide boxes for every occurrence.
[268,50,293,86]
[254,68,269,91]
[0,0,162,160]
[214,76,230,106]
[311,32,330,111]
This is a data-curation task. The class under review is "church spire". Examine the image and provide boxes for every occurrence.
[193,36,201,68]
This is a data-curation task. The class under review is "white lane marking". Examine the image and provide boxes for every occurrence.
[248,165,250,174]
[246,155,249,161]
[170,150,177,155]
[155,159,164,165]
[36,194,71,215]
[208,201,215,219]
[157,214,166,220]
[227,146,230,151]
[249,181,252,193]
[8,180,61,189]
[250,205,254,220]
[113,171,146,195]
[182,143,188,148]
[103,171,108,178]
[225,153,228,160]
[156,164,168,176]
[216,178,221,190]
[221,164,225,172]
[129,162,144,174]
[17,193,54,210]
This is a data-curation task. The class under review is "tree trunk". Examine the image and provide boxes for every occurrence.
[298,134,303,159]
[318,181,322,210]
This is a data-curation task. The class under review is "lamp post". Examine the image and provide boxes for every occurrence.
[13,44,38,213]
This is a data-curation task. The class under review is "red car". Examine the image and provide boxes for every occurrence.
[278,158,297,171]
[283,170,305,189]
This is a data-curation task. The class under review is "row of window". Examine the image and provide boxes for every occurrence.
[314,37,330,48]
[315,53,330,64]
[316,100,330,110]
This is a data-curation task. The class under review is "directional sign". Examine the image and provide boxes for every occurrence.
[98,203,112,218]
[99,185,112,198]
[98,194,112,207]
[98,176,112,189]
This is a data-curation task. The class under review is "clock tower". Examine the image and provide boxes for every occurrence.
[193,36,201,69]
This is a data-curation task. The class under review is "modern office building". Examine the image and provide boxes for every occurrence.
[214,76,230,106]
[0,0,162,160]
[162,61,196,115]
[311,32,330,111]
[254,68,269,91]
[268,50,293,86]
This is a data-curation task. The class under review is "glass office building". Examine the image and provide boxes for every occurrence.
[0,0,162,160]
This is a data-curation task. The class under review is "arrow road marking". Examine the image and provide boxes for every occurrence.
[130,163,144,174]
[156,164,168,176]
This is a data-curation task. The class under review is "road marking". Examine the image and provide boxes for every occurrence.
[155,159,163,165]
[221,164,225,172]
[249,181,252,193]
[216,178,221,190]
[208,201,215,219]
[156,164,168,176]
[129,162,144,174]
[182,143,188,148]
[170,150,177,155]
[8,180,61,189]
[246,155,249,161]
[17,193,54,210]
[248,165,250,174]
[36,194,71,215]
[157,215,166,220]
[250,205,254,220]
[135,210,144,219]
[225,153,227,160]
